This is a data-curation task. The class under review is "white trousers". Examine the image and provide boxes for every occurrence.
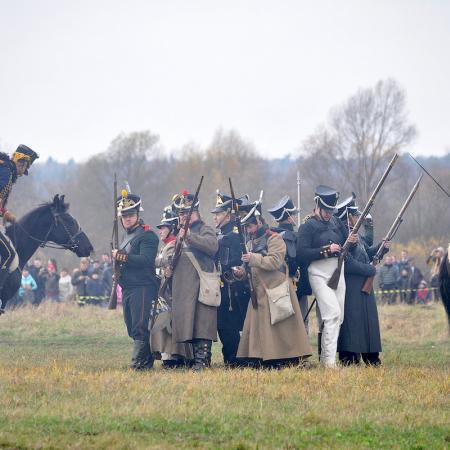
[308,258,346,367]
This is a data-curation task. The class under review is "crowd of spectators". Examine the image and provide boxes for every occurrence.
[8,246,446,309]
[377,248,445,305]
[10,253,114,309]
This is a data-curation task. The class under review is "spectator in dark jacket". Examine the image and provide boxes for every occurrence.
[398,250,411,275]
[28,257,45,305]
[71,258,91,299]
[85,269,107,306]
[378,256,399,304]
[408,257,424,304]
[398,268,410,303]
[42,259,60,302]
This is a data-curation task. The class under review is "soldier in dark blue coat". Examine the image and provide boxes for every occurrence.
[112,191,159,370]
[211,192,250,366]
[334,194,390,366]
[0,145,39,312]
[297,185,353,368]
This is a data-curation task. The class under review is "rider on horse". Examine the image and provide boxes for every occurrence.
[0,145,39,303]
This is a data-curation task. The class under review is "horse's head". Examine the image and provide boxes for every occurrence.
[46,195,93,257]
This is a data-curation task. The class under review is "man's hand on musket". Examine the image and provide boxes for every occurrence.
[178,228,190,239]
[241,253,253,263]
[329,243,341,253]
[232,266,246,279]
[111,249,118,259]
[164,267,173,278]
[383,240,392,249]
[347,234,359,245]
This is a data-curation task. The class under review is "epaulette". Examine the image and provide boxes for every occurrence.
[302,214,314,224]
[142,224,152,232]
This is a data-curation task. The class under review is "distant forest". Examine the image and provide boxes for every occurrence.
[4,79,450,269]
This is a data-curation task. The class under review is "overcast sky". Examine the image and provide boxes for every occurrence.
[1,0,449,162]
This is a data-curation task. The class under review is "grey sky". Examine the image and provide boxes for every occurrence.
[1,0,449,161]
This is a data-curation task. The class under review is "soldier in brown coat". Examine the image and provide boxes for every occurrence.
[170,191,219,371]
[236,199,312,368]
[151,205,193,367]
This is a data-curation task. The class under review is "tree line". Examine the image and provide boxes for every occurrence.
[5,79,450,270]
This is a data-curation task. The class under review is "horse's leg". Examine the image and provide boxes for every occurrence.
[0,269,21,314]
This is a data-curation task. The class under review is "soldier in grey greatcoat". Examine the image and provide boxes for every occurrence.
[170,191,219,371]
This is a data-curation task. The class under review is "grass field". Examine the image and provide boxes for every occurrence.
[1,302,449,449]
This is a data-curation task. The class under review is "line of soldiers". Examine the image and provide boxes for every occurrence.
[112,184,390,370]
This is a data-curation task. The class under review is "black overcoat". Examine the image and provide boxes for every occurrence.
[337,241,382,354]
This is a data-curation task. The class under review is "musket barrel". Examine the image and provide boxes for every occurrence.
[328,153,399,289]
[361,174,422,294]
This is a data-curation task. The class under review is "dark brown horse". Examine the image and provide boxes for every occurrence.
[0,195,93,312]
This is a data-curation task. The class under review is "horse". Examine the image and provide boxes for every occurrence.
[0,194,93,312]
[439,244,450,326]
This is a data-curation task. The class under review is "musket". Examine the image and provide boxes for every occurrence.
[361,174,422,294]
[108,173,119,309]
[297,170,301,224]
[229,178,258,309]
[328,153,399,289]
[150,176,204,329]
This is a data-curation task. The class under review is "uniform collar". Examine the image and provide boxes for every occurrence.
[274,222,294,232]
[219,220,234,234]
[126,220,143,235]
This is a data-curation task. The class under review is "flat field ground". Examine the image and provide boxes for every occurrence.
[0,302,449,450]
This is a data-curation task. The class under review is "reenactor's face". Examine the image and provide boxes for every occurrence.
[319,208,333,221]
[349,214,358,227]
[245,223,258,235]
[158,227,170,240]
[15,159,29,176]
[212,212,227,227]
[121,213,138,229]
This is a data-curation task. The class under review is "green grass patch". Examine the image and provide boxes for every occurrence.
[1,302,449,449]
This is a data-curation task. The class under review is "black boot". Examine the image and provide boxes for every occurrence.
[192,339,211,371]
[130,340,154,371]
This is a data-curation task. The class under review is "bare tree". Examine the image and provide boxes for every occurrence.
[301,79,417,202]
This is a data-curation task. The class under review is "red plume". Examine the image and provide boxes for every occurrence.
[182,189,189,197]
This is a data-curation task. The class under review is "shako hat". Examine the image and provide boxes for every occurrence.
[117,190,144,217]
[314,185,339,212]
[211,191,233,214]
[267,195,298,222]
[211,191,250,214]
[240,191,264,226]
[334,192,360,220]
[173,189,199,213]
[12,144,39,175]
[156,205,179,229]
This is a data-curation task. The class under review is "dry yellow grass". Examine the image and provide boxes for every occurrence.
[1,302,449,449]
